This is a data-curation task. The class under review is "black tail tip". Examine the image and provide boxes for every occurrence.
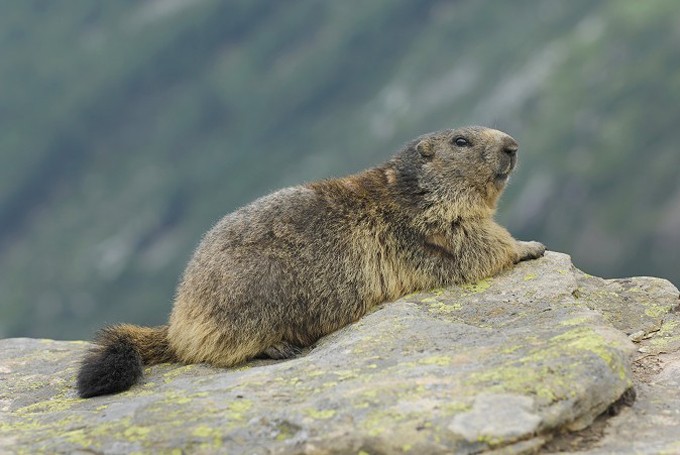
[77,341,143,398]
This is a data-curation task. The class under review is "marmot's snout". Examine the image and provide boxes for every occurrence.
[501,135,518,174]
[502,136,519,158]
[489,130,519,184]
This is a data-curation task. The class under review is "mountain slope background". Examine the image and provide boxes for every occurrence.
[1,0,679,339]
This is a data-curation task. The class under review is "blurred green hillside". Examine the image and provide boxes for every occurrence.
[1,0,679,339]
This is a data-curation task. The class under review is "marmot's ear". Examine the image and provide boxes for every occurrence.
[416,139,434,158]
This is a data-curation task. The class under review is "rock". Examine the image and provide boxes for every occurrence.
[449,394,542,443]
[1,252,678,454]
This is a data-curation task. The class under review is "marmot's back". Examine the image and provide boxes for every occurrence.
[169,183,382,365]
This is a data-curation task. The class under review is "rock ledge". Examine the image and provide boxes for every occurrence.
[1,252,679,454]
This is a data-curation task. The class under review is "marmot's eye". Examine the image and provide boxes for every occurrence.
[454,137,469,147]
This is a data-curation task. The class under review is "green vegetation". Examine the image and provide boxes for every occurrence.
[1,0,678,339]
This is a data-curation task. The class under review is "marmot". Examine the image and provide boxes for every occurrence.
[77,126,545,398]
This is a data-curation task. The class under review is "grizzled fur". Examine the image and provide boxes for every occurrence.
[77,126,545,398]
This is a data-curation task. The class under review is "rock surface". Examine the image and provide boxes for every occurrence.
[1,252,679,454]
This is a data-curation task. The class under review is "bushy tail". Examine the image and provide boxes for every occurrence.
[77,324,176,398]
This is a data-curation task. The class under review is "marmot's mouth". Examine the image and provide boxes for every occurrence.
[495,157,516,182]
[494,173,510,187]
[493,172,510,190]
[495,165,513,181]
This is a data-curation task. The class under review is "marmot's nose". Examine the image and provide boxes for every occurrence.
[502,137,519,157]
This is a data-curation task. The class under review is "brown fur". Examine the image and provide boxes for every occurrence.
[78,126,545,396]
[84,324,174,365]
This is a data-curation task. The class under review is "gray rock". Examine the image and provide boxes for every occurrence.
[0,252,678,454]
[449,394,541,442]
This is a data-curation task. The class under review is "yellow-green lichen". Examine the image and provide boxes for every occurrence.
[363,408,408,437]
[322,380,339,389]
[461,278,492,294]
[197,438,224,451]
[229,399,253,413]
[468,326,631,403]
[499,344,521,354]
[523,273,537,281]
[649,318,680,348]
[439,401,471,415]
[334,369,360,381]
[304,408,336,419]
[192,425,221,438]
[123,425,150,442]
[63,428,95,448]
[162,390,192,405]
[551,327,629,382]
[306,370,326,378]
[15,378,79,416]
[16,397,79,414]
[640,300,675,318]
[209,398,254,421]
[559,316,592,327]
[2,412,172,453]
[428,301,462,314]
[418,355,452,367]
[469,363,563,402]
[163,364,200,383]
[363,390,378,399]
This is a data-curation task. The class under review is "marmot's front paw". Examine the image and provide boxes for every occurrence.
[516,241,546,263]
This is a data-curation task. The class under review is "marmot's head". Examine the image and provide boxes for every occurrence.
[394,126,519,216]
